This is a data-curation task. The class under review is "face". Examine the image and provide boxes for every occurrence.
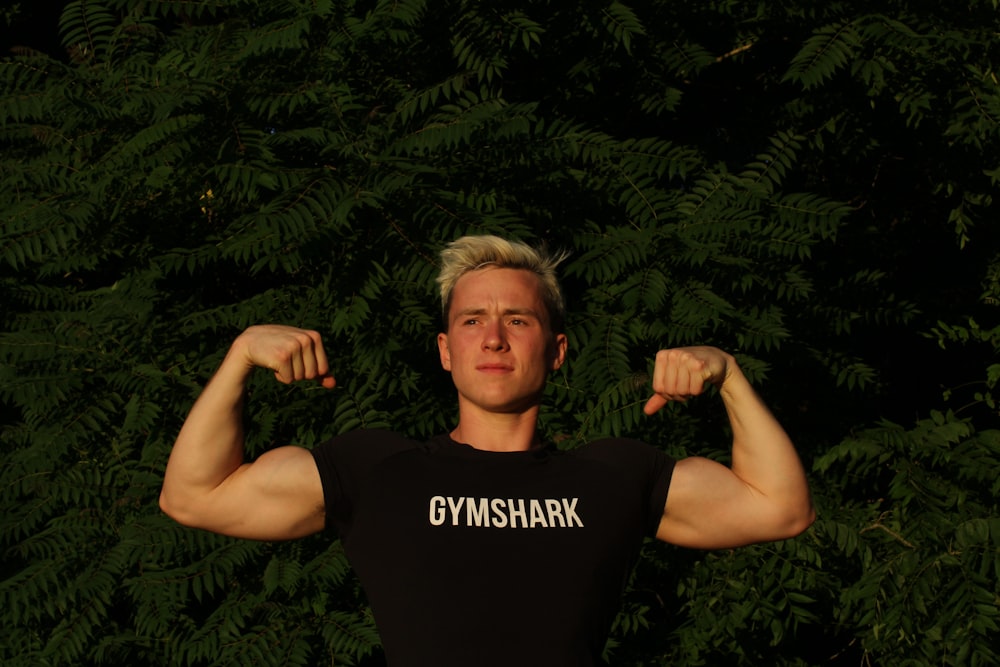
[437,267,568,415]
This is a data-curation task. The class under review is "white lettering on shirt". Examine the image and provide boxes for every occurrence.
[429,495,446,525]
[447,496,464,526]
[490,498,509,528]
[509,498,527,528]
[427,496,584,528]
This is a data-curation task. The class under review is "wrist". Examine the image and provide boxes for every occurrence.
[718,355,748,395]
[218,338,257,382]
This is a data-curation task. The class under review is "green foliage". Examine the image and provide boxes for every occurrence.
[2,0,998,664]
[813,412,1000,666]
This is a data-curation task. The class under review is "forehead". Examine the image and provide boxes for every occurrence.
[449,267,547,313]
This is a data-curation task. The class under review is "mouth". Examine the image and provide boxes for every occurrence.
[476,363,513,373]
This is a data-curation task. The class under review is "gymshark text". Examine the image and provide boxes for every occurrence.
[428,495,584,528]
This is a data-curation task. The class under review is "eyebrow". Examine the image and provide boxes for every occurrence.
[454,307,542,319]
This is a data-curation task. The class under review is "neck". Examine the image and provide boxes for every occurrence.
[450,403,542,452]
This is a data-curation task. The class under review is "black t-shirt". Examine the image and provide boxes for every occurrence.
[311,430,675,667]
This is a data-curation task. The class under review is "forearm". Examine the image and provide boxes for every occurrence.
[719,362,814,523]
[160,345,254,514]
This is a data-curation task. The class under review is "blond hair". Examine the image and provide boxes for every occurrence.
[437,235,567,332]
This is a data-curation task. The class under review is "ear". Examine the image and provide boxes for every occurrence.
[550,333,568,371]
[437,332,452,371]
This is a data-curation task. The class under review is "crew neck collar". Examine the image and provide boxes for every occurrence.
[431,433,554,460]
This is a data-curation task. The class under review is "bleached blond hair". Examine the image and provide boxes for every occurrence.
[437,235,567,332]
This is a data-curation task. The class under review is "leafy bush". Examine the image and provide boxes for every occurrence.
[2,0,997,664]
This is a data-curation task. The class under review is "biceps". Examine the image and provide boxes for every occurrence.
[655,456,777,549]
[202,446,326,540]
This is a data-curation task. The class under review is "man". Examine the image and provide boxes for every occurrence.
[160,235,814,666]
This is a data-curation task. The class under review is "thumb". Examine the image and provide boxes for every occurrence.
[643,393,669,416]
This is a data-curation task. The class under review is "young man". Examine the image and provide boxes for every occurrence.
[160,235,814,666]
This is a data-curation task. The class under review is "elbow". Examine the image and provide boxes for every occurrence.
[158,489,175,518]
[781,499,816,539]
[756,493,815,543]
[159,488,182,523]
[159,487,199,528]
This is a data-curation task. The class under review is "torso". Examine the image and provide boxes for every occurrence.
[312,430,675,666]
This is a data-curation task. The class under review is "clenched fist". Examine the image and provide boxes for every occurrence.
[643,346,734,415]
[233,325,336,389]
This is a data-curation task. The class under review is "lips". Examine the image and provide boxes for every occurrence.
[476,363,513,373]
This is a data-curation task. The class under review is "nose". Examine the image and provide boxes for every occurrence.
[482,320,508,351]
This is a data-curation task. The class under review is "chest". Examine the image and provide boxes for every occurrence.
[343,453,650,579]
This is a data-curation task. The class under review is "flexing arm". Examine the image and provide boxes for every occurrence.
[159,325,335,541]
[647,347,815,549]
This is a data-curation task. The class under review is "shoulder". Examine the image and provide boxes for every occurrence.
[566,437,676,488]
[311,429,427,532]
[311,428,421,468]
[570,437,677,537]
[312,428,420,454]
[573,436,675,466]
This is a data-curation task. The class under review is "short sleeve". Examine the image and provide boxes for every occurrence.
[643,445,675,536]
[310,429,416,536]
[579,437,676,537]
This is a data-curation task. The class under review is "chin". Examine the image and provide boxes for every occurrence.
[463,393,543,415]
